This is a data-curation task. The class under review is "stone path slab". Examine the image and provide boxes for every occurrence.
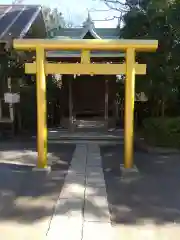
[47,143,114,239]
[84,145,110,224]
[83,222,114,240]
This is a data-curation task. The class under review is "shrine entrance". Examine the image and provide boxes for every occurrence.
[72,75,105,118]
[13,39,158,169]
[66,74,116,130]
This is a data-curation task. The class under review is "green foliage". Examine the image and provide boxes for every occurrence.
[20,85,37,131]
[120,0,180,111]
[19,75,61,131]
[142,117,180,147]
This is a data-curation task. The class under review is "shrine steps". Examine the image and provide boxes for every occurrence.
[60,117,116,130]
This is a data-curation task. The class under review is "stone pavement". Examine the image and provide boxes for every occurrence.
[101,144,180,240]
[47,143,115,239]
[0,140,116,239]
[2,139,180,239]
[0,142,76,240]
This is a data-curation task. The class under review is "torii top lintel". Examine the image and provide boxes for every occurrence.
[13,39,158,52]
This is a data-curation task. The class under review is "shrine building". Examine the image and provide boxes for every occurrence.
[47,13,124,130]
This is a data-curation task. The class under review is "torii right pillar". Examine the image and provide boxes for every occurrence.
[124,48,136,168]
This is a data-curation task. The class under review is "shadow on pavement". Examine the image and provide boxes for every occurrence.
[0,141,75,224]
[100,144,180,225]
[0,141,111,230]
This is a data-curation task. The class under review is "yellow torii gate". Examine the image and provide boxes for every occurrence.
[13,39,158,169]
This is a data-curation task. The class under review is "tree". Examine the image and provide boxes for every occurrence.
[42,7,77,34]
[102,0,139,12]
[102,0,180,117]
[42,7,66,32]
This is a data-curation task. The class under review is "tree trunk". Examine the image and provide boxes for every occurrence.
[161,100,165,117]
[150,99,157,117]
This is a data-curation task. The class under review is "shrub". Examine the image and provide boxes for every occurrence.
[142,117,180,147]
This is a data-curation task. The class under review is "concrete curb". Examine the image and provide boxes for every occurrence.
[32,166,51,173]
[134,137,180,154]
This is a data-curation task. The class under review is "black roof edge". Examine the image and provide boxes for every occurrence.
[0,5,46,50]
[19,5,43,39]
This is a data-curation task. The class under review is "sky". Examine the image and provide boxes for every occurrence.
[0,0,120,27]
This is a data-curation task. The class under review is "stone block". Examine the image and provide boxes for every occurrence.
[86,175,105,187]
[60,182,85,199]
[48,216,83,240]
[86,166,104,176]
[64,172,85,186]
[84,194,110,222]
[85,186,107,197]
[120,164,140,182]
[69,164,86,174]
[83,222,113,240]
[55,198,84,219]
[87,155,102,167]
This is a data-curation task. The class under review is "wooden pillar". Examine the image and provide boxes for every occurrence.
[7,77,15,136]
[36,47,47,169]
[68,76,73,131]
[0,99,1,120]
[105,79,108,122]
[124,48,136,169]
[120,99,124,120]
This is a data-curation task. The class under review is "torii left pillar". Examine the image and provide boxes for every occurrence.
[36,47,47,168]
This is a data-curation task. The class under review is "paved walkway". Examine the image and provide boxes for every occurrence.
[47,143,115,239]
[1,140,180,239]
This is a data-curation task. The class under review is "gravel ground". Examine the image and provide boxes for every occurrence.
[100,144,180,227]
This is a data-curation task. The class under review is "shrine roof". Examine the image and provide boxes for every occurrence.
[52,27,120,40]
[47,13,123,58]
[0,4,46,42]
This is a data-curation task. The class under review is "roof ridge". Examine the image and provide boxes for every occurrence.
[80,24,102,39]
[56,27,118,30]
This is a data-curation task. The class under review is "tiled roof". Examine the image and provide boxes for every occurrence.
[52,27,120,39]
[47,13,122,58]
[0,4,45,41]
[47,27,122,58]
[50,12,120,40]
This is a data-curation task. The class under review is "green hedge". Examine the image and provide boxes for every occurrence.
[142,117,180,148]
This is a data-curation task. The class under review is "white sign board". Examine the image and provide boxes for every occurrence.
[135,92,148,102]
[4,93,20,103]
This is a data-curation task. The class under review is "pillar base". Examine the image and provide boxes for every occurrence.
[69,120,75,132]
[32,166,51,174]
[120,164,139,181]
